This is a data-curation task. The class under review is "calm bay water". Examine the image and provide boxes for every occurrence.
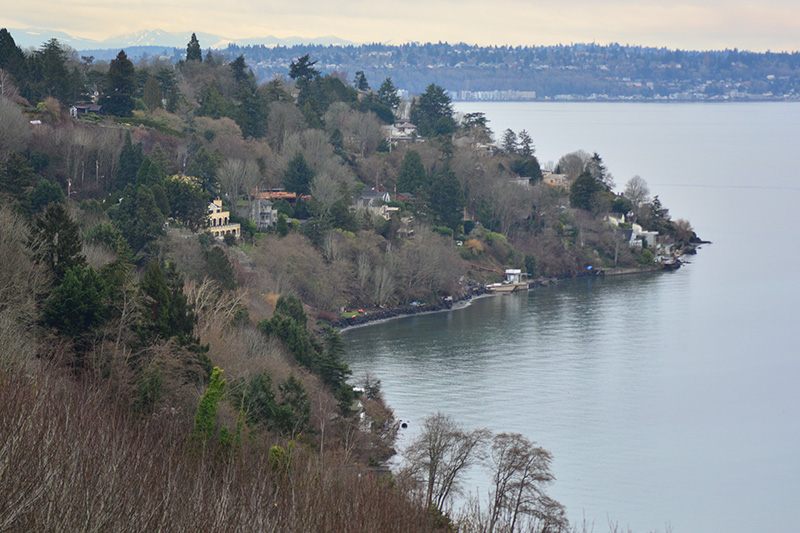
[343,103,800,532]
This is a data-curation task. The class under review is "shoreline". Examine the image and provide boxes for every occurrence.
[335,262,683,333]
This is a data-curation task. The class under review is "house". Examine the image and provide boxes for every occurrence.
[630,223,658,248]
[383,121,418,146]
[250,198,278,231]
[207,198,240,239]
[604,213,627,227]
[542,172,569,189]
[69,102,102,118]
[357,187,391,209]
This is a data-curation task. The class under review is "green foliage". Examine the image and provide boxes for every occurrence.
[276,213,289,237]
[142,76,162,112]
[134,367,162,414]
[525,254,537,277]
[196,85,233,119]
[84,222,132,260]
[43,265,109,339]
[377,77,401,111]
[29,179,64,213]
[186,146,221,196]
[164,179,208,230]
[204,246,237,290]
[353,71,370,91]
[637,248,655,265]
[186,33,202,62]
[428,165,465,231]
[283,152,314,195]
[105,50,136,117]
[193,367,225,443]
[115,132,144,191]
[34,203,85,279]
[410,83,455,138]
[432,226,454,237]
[396,150,427,195]
[569,170,602,211]
[109,184,166,253]
[138,260,200,348]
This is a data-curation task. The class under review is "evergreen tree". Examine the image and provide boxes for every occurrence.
[164,178,208,230]
[43,265,108,339]
[283,152,314,195]
[377,77,401,111]
[105,50,136,117]
[353,71,370,91]
[115,132,144,191]
[204,246,236,291]
[142,76,161,111]
[186,33,202,62]
[33,202,85,279]
[501,129,518,154]
[29,179,64,212]
[410,83,455,138]
[569,170,602,211]
[110,184,166,253]
[276,213,289,237]
[429,164,465,231]
[0,29,26,85]
[518,129,534,158]
[186,146,220,195]
[396,149,427,194]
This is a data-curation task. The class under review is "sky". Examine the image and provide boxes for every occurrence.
[3,0,800,52]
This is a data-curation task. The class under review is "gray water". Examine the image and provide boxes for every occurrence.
[343,103,800,532]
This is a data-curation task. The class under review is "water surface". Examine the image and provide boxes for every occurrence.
[343,103,800,532]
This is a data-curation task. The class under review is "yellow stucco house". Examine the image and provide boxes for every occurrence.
[207,198,240,239]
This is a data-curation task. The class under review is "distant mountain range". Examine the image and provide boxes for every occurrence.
[7,27,357,52]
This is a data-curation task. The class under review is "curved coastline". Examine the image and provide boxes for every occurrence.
[334,262,683,332]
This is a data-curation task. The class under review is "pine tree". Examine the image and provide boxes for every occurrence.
[429,164,465,231]
[396,150,427,194]
[34,203,85,279]
[105,50,136,117]
[283,152,314,195]
[186,33,202,62]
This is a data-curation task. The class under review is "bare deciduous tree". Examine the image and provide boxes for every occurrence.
[486,432,566,533]
[401,412,491,511]
[624,175,651,217]
[0,96,30,161]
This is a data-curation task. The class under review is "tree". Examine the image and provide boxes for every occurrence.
[110,184,166,253]
[283,152,315,195]
[288,54,320,83]
[396,150,427,194]
[410,83,455,138]
[139,260,198,345]
[115,132,144,191]
[353,70,370,91]
[0,96,30,161]
[485,433,566,533]
[624,175,650,216]
[33,203,85,279]
[186,33,202,62]
[402,412,491,511]
[518,130,534,158]
[43,265,108,340]
[193,367,225,443]
[569,170,601,211]
[105,50,136,117]
[377,77,401,111]
[585,152,614,191]
[429,165,465,231]
[0,29,26,85]
[163,178,207,230]
[186,146,220,195]
[501,129,518,154]
[142,76,161,112]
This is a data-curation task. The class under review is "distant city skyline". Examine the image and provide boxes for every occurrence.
[2,0,799,53]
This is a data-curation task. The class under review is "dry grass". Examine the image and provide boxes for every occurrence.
[0,365,439,532]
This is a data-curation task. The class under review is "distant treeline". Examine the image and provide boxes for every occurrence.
[81,40,800,100]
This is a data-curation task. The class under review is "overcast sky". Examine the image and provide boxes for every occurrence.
[3,0,800,52]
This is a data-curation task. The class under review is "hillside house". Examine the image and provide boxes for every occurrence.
[250,197,278,231]
[207,198,240,239]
